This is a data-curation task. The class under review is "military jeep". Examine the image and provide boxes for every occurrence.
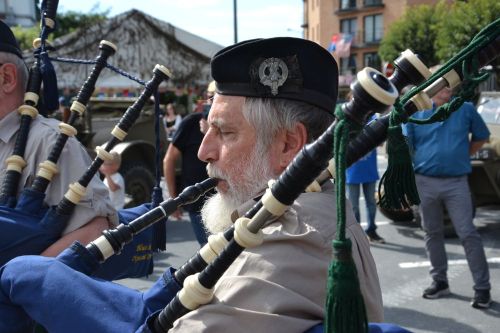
[76,97,168,208]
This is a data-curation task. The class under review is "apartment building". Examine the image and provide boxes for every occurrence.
[303,0,443,86]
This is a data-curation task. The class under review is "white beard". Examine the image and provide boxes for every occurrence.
[201,144,277,234]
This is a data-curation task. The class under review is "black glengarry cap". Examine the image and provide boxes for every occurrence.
[0,20,22,59]
[211,37,338,113]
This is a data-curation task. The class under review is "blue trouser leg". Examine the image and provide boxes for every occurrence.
[188,211,208,246]
[0,256,180,333]
[363,182,377,233]
[346,184,361,223]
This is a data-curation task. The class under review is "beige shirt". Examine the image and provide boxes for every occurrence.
[171,181,383,332]
[0,110,118,234]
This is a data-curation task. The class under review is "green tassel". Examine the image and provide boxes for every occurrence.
[325,240,368,333]
[378,122,420,211]
[325,113,368,333]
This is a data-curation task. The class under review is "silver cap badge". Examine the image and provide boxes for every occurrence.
[258,58,288,95]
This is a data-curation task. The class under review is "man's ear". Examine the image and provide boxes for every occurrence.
[0,63,18,94]
[279,122,308,168]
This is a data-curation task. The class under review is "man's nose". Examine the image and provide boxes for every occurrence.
[198,129,218,163]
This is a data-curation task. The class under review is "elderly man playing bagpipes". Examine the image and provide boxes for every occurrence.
[0,3,167,280]
[0,36,387,333]
[0,20,117,257]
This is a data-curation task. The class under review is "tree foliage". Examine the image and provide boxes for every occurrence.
[435,0,500,62]
[52,8,109,39]
[11,25,40,51]
[12,2,109,50]
[378,3,445,67]
[379,0,499,68]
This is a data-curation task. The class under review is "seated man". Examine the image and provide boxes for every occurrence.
[0,20,117,256]
[0,36,383,333]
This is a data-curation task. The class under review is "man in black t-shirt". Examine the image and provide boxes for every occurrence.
[163,111,209,246]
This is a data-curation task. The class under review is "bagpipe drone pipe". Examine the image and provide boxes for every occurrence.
[0,0,175,280]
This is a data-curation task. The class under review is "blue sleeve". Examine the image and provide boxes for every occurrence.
[466,102,490,141]
[0,256,179,333]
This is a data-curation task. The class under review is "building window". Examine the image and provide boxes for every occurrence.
[341,18,357,46]
[364,14,383,43]
[340,18,357,34]
[364,0,383,6]
[340,0,357,10]
[340,54,357,75]
[364,52,381,70]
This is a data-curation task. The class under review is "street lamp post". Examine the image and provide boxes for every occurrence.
[233,0,238,43]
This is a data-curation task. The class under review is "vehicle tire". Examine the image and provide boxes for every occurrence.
[120,162,155,208]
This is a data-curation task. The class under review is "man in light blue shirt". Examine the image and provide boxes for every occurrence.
[403,86,491,309]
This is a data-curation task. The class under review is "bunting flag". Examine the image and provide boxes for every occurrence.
[328,33,353,58]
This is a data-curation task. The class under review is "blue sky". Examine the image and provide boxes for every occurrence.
[58,0,304,47]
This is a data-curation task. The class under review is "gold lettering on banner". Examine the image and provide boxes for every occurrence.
[132,253,153,263]
[136,243,152,252]
[130,243,153,263]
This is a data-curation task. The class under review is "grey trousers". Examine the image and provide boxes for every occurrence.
[415,174,490,291]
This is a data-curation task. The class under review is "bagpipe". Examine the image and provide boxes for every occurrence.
[0,0,177,280]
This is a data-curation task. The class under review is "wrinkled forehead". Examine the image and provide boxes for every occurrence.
[209,94,245,120]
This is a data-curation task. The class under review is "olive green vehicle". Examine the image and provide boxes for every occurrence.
[378,91,500,235]
[75,97,169,208]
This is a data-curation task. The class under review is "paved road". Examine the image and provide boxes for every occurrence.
[118,152,500,333]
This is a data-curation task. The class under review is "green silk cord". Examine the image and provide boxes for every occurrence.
[325,107,368,333]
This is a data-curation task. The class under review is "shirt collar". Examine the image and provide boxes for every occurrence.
[0,110,21,143]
